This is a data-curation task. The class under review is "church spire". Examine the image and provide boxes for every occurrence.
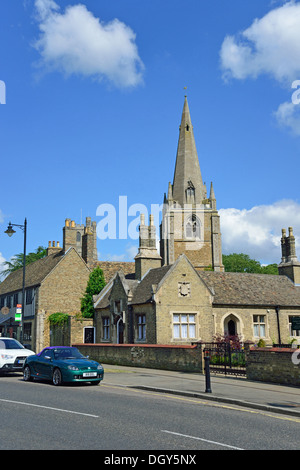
[172,96,205,206]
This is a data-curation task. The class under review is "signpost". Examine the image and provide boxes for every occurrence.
[15,304,22,322]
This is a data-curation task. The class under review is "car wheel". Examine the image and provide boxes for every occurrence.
[23,365,33,382]
[52,368,62,386]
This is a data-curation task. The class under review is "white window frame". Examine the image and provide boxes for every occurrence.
[253,315,266,338]
[289,316,300,338]
[172,313,196,340]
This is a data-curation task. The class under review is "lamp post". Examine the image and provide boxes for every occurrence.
[5,218,27,344]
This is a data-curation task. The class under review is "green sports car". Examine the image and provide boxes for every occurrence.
[23,346,104,386]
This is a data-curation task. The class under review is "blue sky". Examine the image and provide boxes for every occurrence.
[1,0,300,272]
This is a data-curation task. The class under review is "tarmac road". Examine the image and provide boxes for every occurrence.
[0,370,299,451]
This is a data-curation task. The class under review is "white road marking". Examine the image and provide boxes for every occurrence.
[162,430,244,450]
[0,398,99,418]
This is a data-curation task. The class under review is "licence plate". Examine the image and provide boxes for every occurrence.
[83,372,97,377]
[17,359,25,364]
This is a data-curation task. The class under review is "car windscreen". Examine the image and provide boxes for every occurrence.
[53,348,84,360]
[0,339,24,350]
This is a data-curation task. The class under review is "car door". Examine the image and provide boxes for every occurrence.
[35,348,54,379]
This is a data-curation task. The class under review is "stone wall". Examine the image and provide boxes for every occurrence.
[74,343,300,385]
[246,347,300,386]
[73,343,203,372]
[70,317,94,344]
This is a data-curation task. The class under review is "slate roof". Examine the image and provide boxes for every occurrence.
[198,271,300,307]
[0,251,64,295]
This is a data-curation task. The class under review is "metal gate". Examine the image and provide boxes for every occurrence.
[203,342,246,376]
[50,319,70,346]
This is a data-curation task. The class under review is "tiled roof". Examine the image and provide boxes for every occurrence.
[91,261,135,283]
[94,272,139,309]
[131,265,172,305]
[198,271,300,306]
[0,251,64,295]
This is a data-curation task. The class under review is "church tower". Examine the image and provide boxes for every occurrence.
[63,216,97,268]
[160,96,224,271]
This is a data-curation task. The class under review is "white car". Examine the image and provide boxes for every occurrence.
[0,337,35,373]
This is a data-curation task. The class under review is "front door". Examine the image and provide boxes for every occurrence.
[228,319,236,336]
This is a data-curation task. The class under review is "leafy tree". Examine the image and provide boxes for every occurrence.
[222,253,260,273]
[1,246,47,277]
[260,263,278,275]
[81,266,106,318]
[222,253,278,275]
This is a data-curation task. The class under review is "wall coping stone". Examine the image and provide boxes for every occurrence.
[73,343,198,349]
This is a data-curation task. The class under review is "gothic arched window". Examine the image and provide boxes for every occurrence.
[186,215,200,239]
[186,180,195,203]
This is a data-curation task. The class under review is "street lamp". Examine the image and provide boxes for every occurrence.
[5,218,27,344]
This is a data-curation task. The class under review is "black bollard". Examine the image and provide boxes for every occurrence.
[204,356,212,393]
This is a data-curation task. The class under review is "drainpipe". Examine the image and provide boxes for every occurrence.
[275,306,281,346]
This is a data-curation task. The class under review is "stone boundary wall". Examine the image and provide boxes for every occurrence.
[246,347,300,386]
[73,343,203,373]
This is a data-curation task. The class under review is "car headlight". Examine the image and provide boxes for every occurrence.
[1,354,14,360]
[68,365,79,371]
[97,364,103,370]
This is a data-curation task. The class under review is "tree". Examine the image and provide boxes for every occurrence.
[1,246,47,277]
[222,253,278,275]
[260,263,278,275]
[81,267,106,318]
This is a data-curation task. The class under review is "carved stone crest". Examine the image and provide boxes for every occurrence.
[178,282,191,297]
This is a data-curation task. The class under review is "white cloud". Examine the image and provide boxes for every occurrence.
[33,0,144,88]
[0,252,7,282]
[220,1,300,84]
[219,200,300,263]
[273,100,300,135]
[98,243,138,262]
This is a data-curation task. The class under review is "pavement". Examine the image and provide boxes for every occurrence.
[102,363,300,419]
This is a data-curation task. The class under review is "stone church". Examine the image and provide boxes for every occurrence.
[93,97,300,347]
[160,97,223,272]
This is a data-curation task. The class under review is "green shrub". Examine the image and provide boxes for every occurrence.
[48,312,69,326]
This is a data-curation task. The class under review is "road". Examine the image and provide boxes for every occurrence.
[0,373,299,452]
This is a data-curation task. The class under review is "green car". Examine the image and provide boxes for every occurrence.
[23,346,104,386]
